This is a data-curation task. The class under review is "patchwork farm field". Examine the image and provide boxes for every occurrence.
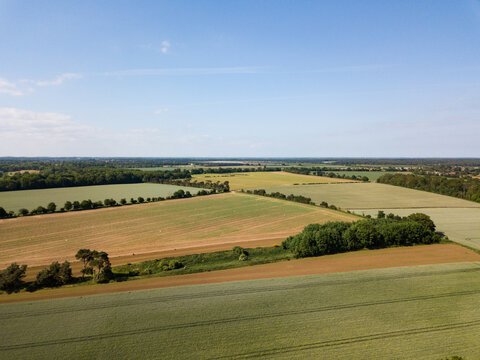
[0,193,357,268]
[2,262,480,359]
[192,171,354,190]
[266,183,480,249]
[0,183,205,212]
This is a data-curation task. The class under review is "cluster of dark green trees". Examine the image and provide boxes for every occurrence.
[0,168,145,191]
[378,173,480,203]
[0,249,113,294]
[0,166,232,193]
[282,213,440,258]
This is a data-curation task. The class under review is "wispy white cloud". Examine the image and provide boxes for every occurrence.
[0,78,27,96]
[154,108,168,115]
[304,64,396,74]
[139,40,171,54]
[0,107,91,139]
[31,73,83,87]
[0,73,82,96]
[161,40,170,54]
[104,66,265,76]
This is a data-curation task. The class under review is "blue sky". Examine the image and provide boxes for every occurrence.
[1,0,479,157]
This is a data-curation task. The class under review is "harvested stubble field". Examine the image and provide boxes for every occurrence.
[266,182,480,249]
[1,261,480,359]
[0,183,204,212]
[192,171,354,190]
[0,193,357,269]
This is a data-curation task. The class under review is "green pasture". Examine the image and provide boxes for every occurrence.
[266,183,480,210]
[265,183,480,249]
[356,207,480,250]
[0,183,204,212]
[1,262,479,359]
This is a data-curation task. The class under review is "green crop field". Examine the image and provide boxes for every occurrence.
[265,182,480,210]
[193,171,353,190]
[357,208,480,251]
[1,262,479,359]
[0,183,204,212]
[265,182,480,249]
[0,193,357,268]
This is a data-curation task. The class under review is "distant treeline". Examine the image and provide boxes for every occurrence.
[0,168,228,192]
[282,213,440,258]
[190,166,281,174]
[284,167,370,181]
[377,173,480,203]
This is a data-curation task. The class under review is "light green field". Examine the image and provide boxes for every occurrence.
[265,183,480,209]
[1,262,479,359]
[356,208,480,250]
[193,171,353,190]
[265,183,480,249]
[0,183,204,212]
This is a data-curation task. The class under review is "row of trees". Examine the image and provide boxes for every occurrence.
[0,189,215,219]
[0,249,113,294]
[282,213,440,258]
[243,189,341,210]
[377,173,480,203]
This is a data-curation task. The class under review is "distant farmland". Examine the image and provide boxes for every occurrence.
[329,171,395,181]
[1,262,479,359]
[0,183,204,212]
[0,193,357,268]
[266,182,480,249]
[193,171,354,190]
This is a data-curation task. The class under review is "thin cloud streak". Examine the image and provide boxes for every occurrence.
[103,66,266,76]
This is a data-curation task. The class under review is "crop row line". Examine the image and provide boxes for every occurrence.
[2,289,480,351]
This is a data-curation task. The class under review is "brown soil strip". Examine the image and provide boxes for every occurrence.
[2,244,478,304]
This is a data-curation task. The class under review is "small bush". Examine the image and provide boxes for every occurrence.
[238,253,248,261]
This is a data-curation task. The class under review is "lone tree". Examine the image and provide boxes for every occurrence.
[64,201,73,211]
[88,251,113,283]
[0,263,27,293]
[75,249,94,278]
[47,202,57,213]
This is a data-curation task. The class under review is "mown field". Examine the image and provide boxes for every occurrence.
[266,182,480,249]
[0,183,205,212]
[1,262,479,359]
[193,171,354,190]
[0,193,357,268]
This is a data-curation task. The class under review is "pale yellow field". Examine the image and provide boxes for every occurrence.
[192,171,354,190]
